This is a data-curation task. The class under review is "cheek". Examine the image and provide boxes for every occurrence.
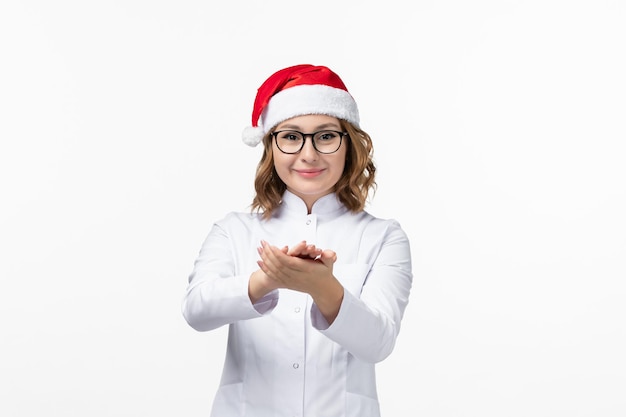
[272,154,292,180]
[333,150,348,173]
[335,160,347,180]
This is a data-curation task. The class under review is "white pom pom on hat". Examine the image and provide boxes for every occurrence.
[242,64,360,147]
[242,126,264,147]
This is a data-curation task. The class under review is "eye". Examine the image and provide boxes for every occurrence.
[316,131,338,142]
[279,131,302,141]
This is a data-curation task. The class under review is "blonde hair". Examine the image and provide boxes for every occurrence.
[251,120,376,219]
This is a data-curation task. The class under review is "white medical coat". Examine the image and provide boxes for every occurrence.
[182,191,412,417]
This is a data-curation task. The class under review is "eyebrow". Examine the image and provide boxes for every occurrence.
[277,122,341,131]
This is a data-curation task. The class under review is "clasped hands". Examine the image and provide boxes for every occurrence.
[249,240,344,323]
[255,240,337,294]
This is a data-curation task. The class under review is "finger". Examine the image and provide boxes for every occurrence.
[318,249,337,267]
[258,241,288,258]
[261,241,294,278]
[286,240,307,257]
[292,243,322,259]
[256,260,266,272]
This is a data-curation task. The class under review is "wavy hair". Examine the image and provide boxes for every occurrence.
[251,120,376,219]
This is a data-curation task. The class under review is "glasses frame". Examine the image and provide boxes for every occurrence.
[271,130,348,154]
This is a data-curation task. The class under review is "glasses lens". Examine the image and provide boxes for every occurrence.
[275,131,304,154]
[313,131,342,154]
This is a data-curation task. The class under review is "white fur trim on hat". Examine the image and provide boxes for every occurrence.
[260,84,359,134]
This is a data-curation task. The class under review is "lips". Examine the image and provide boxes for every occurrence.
[294,168,325,178]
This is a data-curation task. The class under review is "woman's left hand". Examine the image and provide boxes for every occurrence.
[257,240,343,322]
[256,240,334,292]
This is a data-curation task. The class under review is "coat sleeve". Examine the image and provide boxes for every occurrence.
[181,218,278,332]
[312,219,413,363]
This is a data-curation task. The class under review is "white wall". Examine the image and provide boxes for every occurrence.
[1,1,625,416]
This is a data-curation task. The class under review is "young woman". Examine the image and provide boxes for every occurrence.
[182,64,413,417]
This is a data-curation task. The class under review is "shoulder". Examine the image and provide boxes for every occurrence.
[350,211,410,242]
[358,210,405,230]
[203,211,266,242]
[215,210,264,227]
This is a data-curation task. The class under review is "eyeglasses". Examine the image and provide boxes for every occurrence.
[271,130,348,154]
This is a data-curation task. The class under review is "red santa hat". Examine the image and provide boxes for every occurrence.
[242,64,360,147]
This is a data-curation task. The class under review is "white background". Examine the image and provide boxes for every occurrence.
[1,1,625,416]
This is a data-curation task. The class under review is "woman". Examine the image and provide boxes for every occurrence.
[182,64,413,417]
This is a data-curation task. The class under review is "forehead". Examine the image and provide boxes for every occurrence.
[275,114,341,130]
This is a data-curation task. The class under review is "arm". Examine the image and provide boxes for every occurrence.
[182,222,278,332]
[315,220,413,363]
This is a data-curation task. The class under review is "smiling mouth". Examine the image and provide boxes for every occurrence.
[296,169,323,173]
[295,169,324,177]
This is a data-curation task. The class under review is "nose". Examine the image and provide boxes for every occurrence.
[299,136,318,161]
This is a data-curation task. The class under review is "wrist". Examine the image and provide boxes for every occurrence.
[248,270,275,304]
[310,277,344,324]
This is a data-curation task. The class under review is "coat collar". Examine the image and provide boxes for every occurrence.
[278,190,348,217]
